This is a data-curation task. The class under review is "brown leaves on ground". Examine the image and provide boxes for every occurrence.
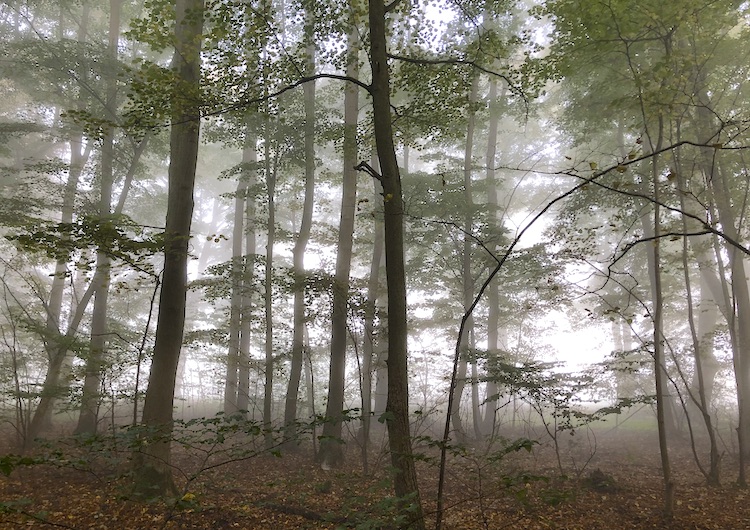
[0,430,748,529]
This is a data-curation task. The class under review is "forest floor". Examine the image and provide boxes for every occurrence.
[0,425,748,529]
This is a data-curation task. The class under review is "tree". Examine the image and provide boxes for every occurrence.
[223,161,247,415]
[319,10,359,469]
[451,74,479,444]
[135,0,203,495]
[75,0,123,436]
[283,0,317,445]
[537,0,748,491]
[26,3,95,443]
[367,0,424,524]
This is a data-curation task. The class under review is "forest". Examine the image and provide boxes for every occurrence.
[1,0,750,528]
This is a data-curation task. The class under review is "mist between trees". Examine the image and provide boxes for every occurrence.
[1,0,750,528]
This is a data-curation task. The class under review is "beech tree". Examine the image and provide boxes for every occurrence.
[368,0,425,523]
[318,6,360,469]
[8,0,750,527]
[135,0,203,494]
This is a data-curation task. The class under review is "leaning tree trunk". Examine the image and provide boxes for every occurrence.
[319,20,359,469]
[695,84,750,482]
[29,5,93,442]
[675,158,720,485]
[134,0,203,496]
[709,161,750,483]
[368,0,425,525]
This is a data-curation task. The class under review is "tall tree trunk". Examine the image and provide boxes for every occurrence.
[362,152,384,447]
[640,206,678,435]
[283,10,316,444]
[452,76,480,444]
[674,159,720,484]
[368,0,425,525]
[263,122,276,449]
[75,0,123,436]
[694,83,750,482]
[319,22,359,469]
[483,78,502,436]
[680,195,724,407]
[28,4,93,441]
[238,138,257,413]
[224,176,246,415]
[647,146,675,516]
[135,0,203,495]
[710,162,750,482]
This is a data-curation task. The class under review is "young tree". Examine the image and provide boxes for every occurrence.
[451,75,479,444]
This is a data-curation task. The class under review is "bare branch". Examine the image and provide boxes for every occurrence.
[354,162,383,182]
[384,0,404,12]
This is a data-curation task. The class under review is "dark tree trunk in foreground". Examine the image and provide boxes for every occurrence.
[135,0,203,496]
[368,0,424,525]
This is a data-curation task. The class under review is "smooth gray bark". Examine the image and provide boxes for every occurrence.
[319,22,359,469]
[283,14,316,443]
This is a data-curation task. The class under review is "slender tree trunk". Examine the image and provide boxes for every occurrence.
[74,164,112,434]
[263,123,276,449]
[29,5,93,440]
[362,152,384,447]
[675,160,720,485]
[305,341,317,456]
[283,13,316,445]
[681,206,724,407]
[135,0,203,495]
[319,20,359,469]
[710,163,750,480]
[224,177,246,415]
[647,147,675,515]
[238,135,257,413]
[483,78,502,436]
[452,76,480,444]
[368,0,424,524]
[695,96,750,481]
[75,0,123,436]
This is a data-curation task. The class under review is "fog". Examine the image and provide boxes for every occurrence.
[0,0,748,527]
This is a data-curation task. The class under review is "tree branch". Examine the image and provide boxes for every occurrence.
[354,162,383,182]
[386,53,524,99]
